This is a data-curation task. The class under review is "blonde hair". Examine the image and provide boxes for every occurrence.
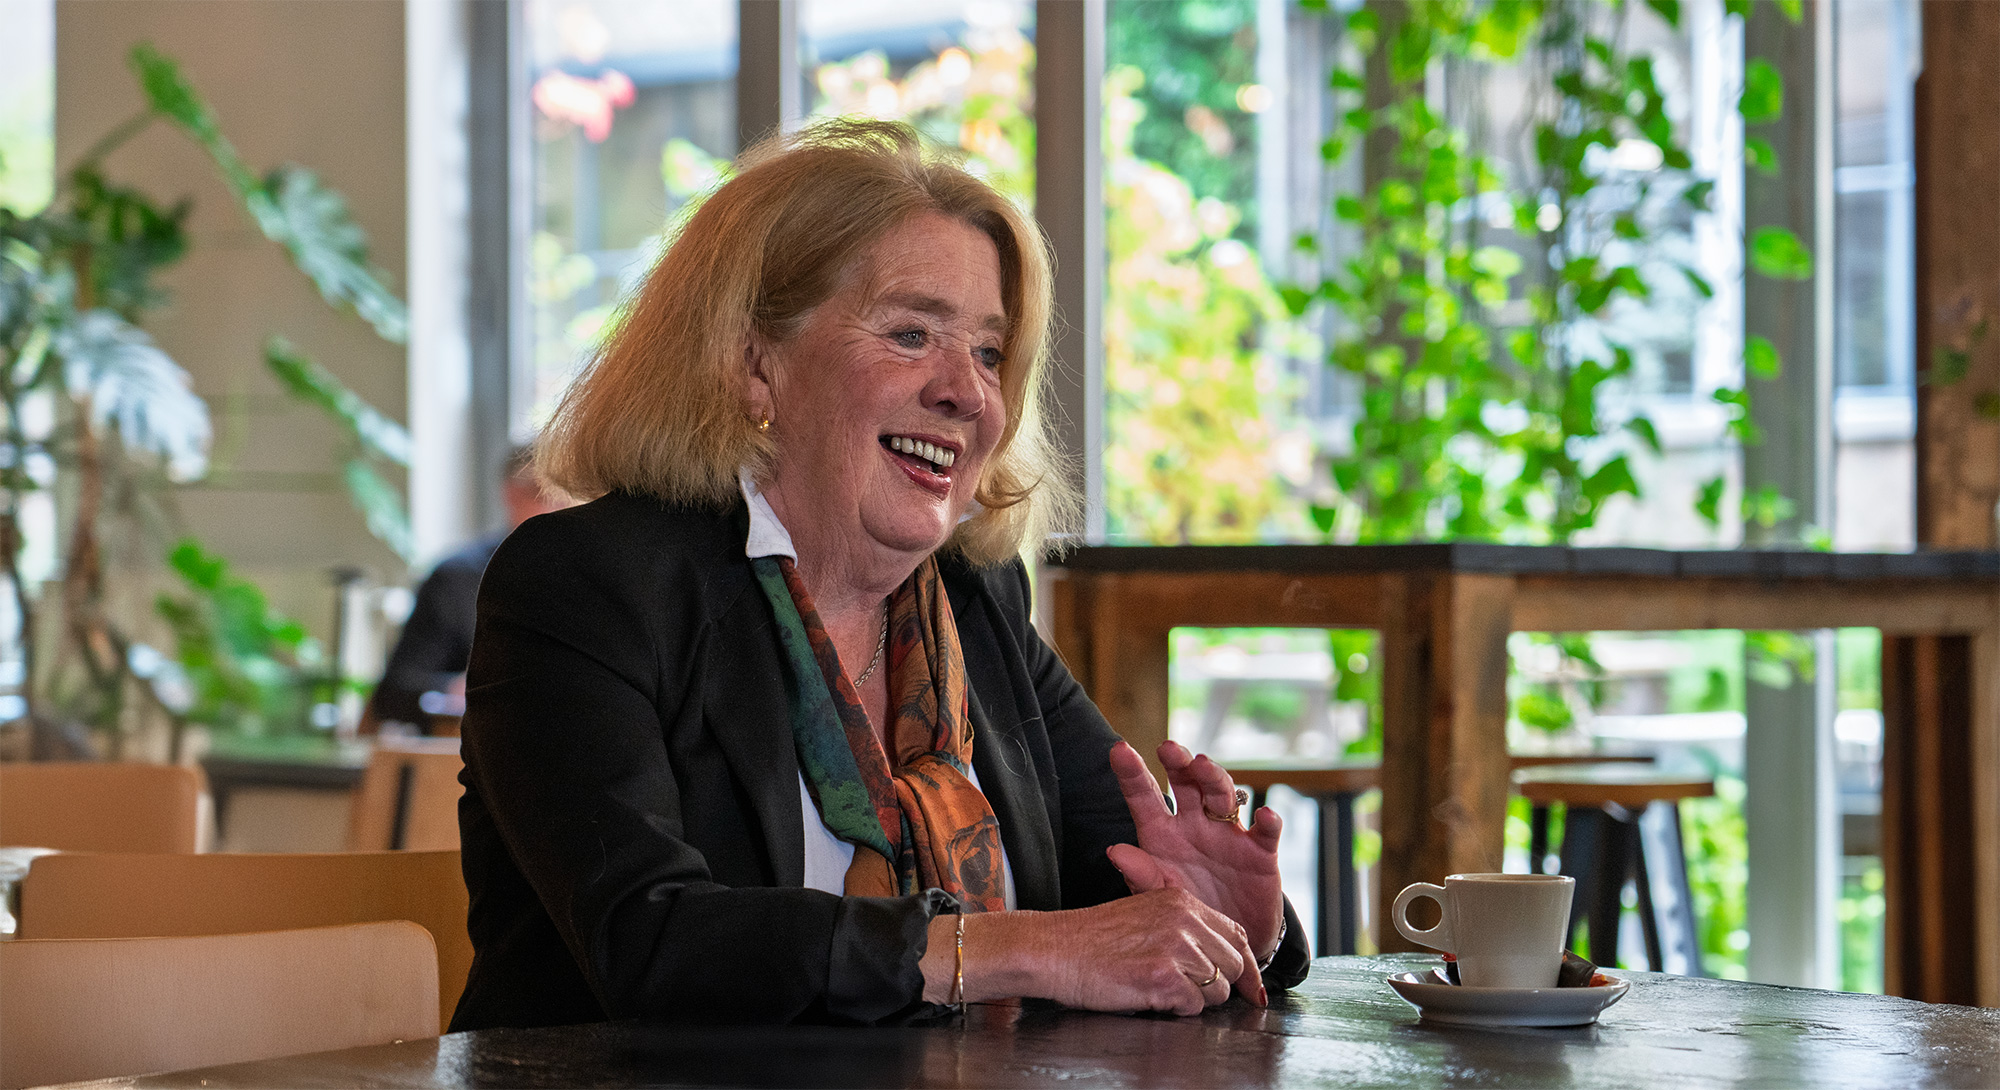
[537,119,1075,565]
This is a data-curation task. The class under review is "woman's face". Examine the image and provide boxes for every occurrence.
[753,212,1010,572]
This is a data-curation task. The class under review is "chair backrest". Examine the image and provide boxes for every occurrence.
[0,761,203,853]
[346,737,464,852]
[18,849,471,1029]
[0,920,438,1089]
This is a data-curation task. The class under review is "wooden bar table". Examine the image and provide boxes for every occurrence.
[55,955,2000,1088]
[1042,544,2000,1005]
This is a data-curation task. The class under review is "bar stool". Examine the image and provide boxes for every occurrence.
[1226,753,1652,957]
[1515,765,1713,975]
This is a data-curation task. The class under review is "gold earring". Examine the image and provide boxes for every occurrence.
[758,414,771,432]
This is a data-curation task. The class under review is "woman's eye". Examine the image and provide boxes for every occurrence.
[975,345,1005,369]
[891,328,927,349]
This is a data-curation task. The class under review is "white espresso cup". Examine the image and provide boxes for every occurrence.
[1391,873,1575,989]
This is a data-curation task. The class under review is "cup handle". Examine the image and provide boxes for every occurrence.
[1391,882,1453,953]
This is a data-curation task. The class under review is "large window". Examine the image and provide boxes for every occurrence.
[507,7,1919,560]
[0,0,53,724]
[1086,0,1915,552]
[1101,1,1311,545]
[524,0,737,427]
[509,2,1916,558]
[0,0,52,218]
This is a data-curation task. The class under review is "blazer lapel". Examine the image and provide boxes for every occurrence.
[969,684,1060,910]
[705,593,806,889]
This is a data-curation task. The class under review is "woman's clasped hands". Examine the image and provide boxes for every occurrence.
[930,740,1284,1015]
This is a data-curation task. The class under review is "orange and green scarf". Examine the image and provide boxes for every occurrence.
[752,554,1007,911]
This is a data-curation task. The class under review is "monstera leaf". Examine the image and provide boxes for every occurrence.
[129,44,408,343]
[0,233,45,348]
[53,309,210,480]
[247,167,409,343]
[264,337,413,562]
[262,337,409,466]
[342,459,414,563]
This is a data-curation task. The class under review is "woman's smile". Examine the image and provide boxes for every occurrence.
[880,433,961,496]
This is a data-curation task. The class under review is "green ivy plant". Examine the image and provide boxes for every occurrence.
[1289,0,1536,544]
[1296,0,1810,546]
[1284,0,1817,729]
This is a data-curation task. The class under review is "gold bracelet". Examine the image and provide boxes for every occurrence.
[952,913,967,1012]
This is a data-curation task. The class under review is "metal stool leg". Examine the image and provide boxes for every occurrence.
[1628,808,1664,971]
[389,760,417,851]
[1588,809,1631,967]
[1313,790,1360,956]
[1555,805,1604,957]
[1529,804,1551,875]
[1637,800,1705,977]
[1333,791,1357,956]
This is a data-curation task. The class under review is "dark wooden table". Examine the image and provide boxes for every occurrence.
[1045,544,2000,1005]
[59,955,2000,1089]
[199,740,370,842]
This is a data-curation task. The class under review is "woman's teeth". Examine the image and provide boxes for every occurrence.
[886,435,955,470]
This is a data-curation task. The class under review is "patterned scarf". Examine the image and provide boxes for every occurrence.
[751,554,1007,912]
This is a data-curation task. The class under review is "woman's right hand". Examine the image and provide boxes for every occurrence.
[927,888,1266,1015]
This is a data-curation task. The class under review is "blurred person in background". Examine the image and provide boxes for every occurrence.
[364,445,567,734]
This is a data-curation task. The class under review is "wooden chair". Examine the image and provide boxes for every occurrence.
[346,737,464,851]
[0,920,437,1089]
[18,849,471,1029]
[1515,765,1715,976]
[0,761,204,853]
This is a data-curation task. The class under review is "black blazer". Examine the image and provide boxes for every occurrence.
[451,492,1308,1031]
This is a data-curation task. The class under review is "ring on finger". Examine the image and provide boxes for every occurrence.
[1194,965,1222,989]
[1202,785,1252,824]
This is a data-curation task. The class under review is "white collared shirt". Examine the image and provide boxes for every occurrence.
[739,472,1016,906]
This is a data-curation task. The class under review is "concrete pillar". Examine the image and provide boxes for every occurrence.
[1740,0,1841,990]
[1035,0,1106,542]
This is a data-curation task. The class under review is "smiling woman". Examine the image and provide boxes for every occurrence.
[453,120,1310,1033]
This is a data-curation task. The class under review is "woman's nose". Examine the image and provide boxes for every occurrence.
[921,340,987,419]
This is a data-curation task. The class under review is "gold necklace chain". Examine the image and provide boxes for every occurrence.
[854,602,889,687]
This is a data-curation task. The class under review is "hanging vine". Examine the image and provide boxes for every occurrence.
[1295,0,1808,547]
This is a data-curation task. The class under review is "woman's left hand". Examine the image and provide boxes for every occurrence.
[1105,739,1285,969]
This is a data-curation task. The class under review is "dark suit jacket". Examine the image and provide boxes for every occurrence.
[451,492,1308,1031]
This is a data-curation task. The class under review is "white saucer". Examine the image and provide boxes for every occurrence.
[1385,968,1630,1027]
